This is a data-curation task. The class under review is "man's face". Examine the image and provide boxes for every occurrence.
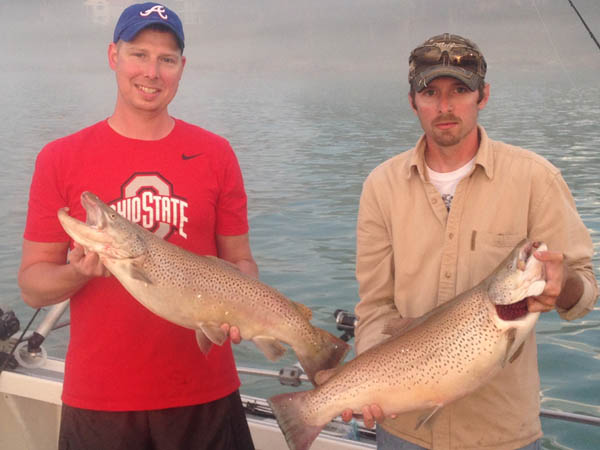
[108,28,186,116]
[410,77,489,149]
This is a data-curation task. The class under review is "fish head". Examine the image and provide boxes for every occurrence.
[58,191,147,259]
[487,239,547,306]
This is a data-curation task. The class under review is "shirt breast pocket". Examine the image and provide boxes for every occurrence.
[469,231,525,285]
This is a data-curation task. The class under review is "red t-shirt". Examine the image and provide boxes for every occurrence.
[24,119,249,411]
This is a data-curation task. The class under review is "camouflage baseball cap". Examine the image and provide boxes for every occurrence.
[409,33,487,92]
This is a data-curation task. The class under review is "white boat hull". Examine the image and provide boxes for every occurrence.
[0,358,374,450]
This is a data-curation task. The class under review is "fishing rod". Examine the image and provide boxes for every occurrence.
[567,0,600,52]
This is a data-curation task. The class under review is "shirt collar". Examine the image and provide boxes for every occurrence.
[408,125,494,180]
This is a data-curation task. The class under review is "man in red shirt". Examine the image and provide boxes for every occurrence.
[18,3,257,449]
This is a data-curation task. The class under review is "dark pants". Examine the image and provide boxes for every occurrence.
[59,391,255,450]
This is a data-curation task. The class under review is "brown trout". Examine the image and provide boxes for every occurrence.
[58,191,349,384]
[268,239,547,450]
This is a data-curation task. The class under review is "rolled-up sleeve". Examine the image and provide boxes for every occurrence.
[530,170,598,320]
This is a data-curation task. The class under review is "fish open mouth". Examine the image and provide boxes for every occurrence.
[82,192,106,229]
[495,299,528,320]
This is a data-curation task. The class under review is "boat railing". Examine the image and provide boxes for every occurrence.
[1,302,599,429]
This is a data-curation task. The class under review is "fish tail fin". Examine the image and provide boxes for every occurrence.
[297,328,350,385]
[268,391,323,450]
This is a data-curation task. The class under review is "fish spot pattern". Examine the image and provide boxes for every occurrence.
[137,235,323,349]
[300,287,506,420]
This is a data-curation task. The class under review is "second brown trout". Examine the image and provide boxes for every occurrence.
[269,239,547,450]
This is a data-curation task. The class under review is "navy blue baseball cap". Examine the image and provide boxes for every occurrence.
[113,3,184,50]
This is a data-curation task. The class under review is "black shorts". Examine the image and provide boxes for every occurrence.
[59,390,255,450]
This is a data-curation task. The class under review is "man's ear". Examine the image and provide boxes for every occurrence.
[108,42,118,70]
[408,92,418,116]
[478,83,491,110]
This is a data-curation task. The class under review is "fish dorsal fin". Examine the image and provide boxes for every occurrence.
[195,330,213,355]
[382,297,460,337]
[502,328,517,368]
[382,317,418,337]
[314,367,341,386]
[205,255,242,273]
[415,405,443,430]
[292,301,313,321]
[508,342,525,364]
[198,322,228,346]
[128,257,152,284]
[252,336,287,361]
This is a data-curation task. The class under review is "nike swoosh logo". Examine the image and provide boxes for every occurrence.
[182,153,203,160]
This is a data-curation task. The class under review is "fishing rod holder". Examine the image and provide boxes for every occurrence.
[14,300,70,369]
[334,309,357,342]
[278,366,303,387]
[0,308,20,341]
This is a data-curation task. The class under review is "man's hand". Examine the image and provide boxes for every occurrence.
[220,324,242,344]
[528,249,578,313]
[340,405,395,428]
[68,243,110,278]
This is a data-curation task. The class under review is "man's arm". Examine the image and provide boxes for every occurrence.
[216,233,259,343]
[216,233,258,279]
[18,239,108,308]
[527,173,598,318]
[341,176,399,427]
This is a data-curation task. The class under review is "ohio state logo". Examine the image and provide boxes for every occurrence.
[110,173,188,239]
[140,5,168,20]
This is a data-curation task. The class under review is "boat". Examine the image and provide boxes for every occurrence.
[1,304,598,450]
[0,302,376,450]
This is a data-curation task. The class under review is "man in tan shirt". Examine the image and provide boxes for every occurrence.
[344,34,598,450]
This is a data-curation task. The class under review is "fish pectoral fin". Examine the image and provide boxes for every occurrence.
[198,323,229,346]
[415,405,442,430]
[195,331,213,355]
[127,258,153,284]
[502,328,517,368]
[252,336,286,361]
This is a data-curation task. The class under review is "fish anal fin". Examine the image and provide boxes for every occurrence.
[195,330,213,355]
[509,342,525,364]
[502,328,517,368]
[292,301,313,321]
[198,322,228,346]
[415,405,442,430]
[382,317,417,337]
[253,336,287,361]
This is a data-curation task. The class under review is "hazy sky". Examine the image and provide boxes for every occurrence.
[2,0,600,85]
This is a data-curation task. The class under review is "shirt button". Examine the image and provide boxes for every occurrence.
[449,233,454,239]
[445,271,452,279]
[432,198,437,204]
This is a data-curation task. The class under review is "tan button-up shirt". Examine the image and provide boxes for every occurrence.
[355,126,597,450]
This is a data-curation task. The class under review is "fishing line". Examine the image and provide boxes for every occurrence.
[531,0,576,89]
[567,0,600,52]
[0,308,41,375]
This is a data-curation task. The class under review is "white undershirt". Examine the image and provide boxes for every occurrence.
[426,157,475,211]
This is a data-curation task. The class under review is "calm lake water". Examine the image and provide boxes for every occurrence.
[1,2,599,449]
